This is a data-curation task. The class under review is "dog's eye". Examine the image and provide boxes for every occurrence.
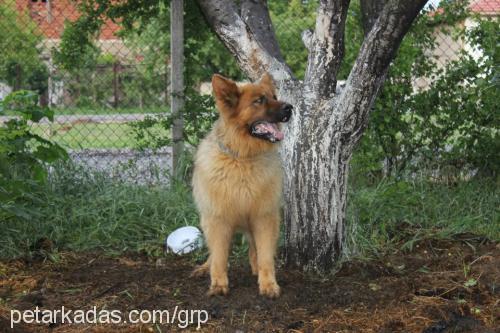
[272,94,277,100]
[254,96,266,105]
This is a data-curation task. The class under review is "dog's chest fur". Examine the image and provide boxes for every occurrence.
[192,137,282,218]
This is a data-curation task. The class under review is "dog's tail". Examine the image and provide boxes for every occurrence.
[190,258,210,278]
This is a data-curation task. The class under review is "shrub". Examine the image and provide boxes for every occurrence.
[353,4,498,179]
[0,2,48,94]
[0,91,67,221]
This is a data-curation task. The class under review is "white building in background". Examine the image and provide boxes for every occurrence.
[414,0,499,90]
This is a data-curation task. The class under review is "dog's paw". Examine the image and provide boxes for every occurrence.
[250,264,258,276]
[207,284,229,296]
[259,281,280,298]
[190,264,209,278]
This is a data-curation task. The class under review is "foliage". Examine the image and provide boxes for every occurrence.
[270,0,317,79]
[53,0,240,112]
[338,1,364,80]
[184,0,243,84]
[110,2,170,108]
[353,2,499,178]
[52,20,101,73]
[131,89,217,149]
[115,0,237,147]
[0,2,48,94]
[0,91,67,221]
[52,24,122,108]
[269,0,364,80]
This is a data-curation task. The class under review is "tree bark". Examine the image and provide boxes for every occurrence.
[303,0,350,103]
[283,120,351,270]
[197,0,294,82]
[360,0,386,35]
[240,0,284,62]
[197,0,428,272]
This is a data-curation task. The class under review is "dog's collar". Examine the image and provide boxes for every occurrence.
[216,140,273,160]
[217,140,241,159]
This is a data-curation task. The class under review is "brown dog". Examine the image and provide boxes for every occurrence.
[191,73,292,298]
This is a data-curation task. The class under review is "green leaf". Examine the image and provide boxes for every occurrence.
[34,145,68,163]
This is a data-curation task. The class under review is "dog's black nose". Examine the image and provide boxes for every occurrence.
[281,104,293,122]
[281,103,293,113]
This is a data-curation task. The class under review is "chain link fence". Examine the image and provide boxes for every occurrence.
[0,0,497,184]
[1,0,171,184]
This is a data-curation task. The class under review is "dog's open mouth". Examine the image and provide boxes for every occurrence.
[250,121,284,143]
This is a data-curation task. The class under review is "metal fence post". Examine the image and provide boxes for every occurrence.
[170,0,184,173]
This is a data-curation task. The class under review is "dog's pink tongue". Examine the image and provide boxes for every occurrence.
[261,123,285,141]
[271,124,285,140]
[255,122,285,142]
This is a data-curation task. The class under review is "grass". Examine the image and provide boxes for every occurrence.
[346,178,499,257]
[0,161,498,260]
[30,122,169,149]
[3,105,170,149]
[0,162,197,259]
[31,123,134,149]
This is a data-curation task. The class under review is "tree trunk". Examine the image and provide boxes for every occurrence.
[282,115,350,271]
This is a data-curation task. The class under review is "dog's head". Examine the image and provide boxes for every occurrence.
[212,73,293,143]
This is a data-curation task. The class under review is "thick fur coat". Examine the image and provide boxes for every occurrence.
[191,73,292,298]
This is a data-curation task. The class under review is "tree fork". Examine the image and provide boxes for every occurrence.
[197,0,428,271]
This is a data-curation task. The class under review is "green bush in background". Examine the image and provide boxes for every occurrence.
[0,2,48,95]
[351,2,499,179]
[0,91,67,221]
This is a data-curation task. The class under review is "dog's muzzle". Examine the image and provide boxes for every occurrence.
[280,103,293,123]
[250,103,293,143]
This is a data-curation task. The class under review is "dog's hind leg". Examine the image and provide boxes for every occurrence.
[245,233,258,276]
[190,256,210,278]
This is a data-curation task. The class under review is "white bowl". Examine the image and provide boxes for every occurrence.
[165,226,203,254]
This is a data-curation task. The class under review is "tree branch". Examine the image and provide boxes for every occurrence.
[304,0,350,102]
[196,0,295,86]
[240,0,284,62]
[327,0,428,147]
[301,29,313,51]
[360,0,386,36]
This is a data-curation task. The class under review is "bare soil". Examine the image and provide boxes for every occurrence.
[1,236,498,333]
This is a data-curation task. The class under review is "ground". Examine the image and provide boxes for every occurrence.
[0,236,498,333]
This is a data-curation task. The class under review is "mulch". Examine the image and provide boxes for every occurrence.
[0,237,498,332]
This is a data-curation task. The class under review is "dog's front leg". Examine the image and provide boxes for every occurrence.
[252,212,280,298]
[203,217,233,296]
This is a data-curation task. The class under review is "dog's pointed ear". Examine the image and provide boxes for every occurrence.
[259,72,275,91]
[212,74,239,109]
